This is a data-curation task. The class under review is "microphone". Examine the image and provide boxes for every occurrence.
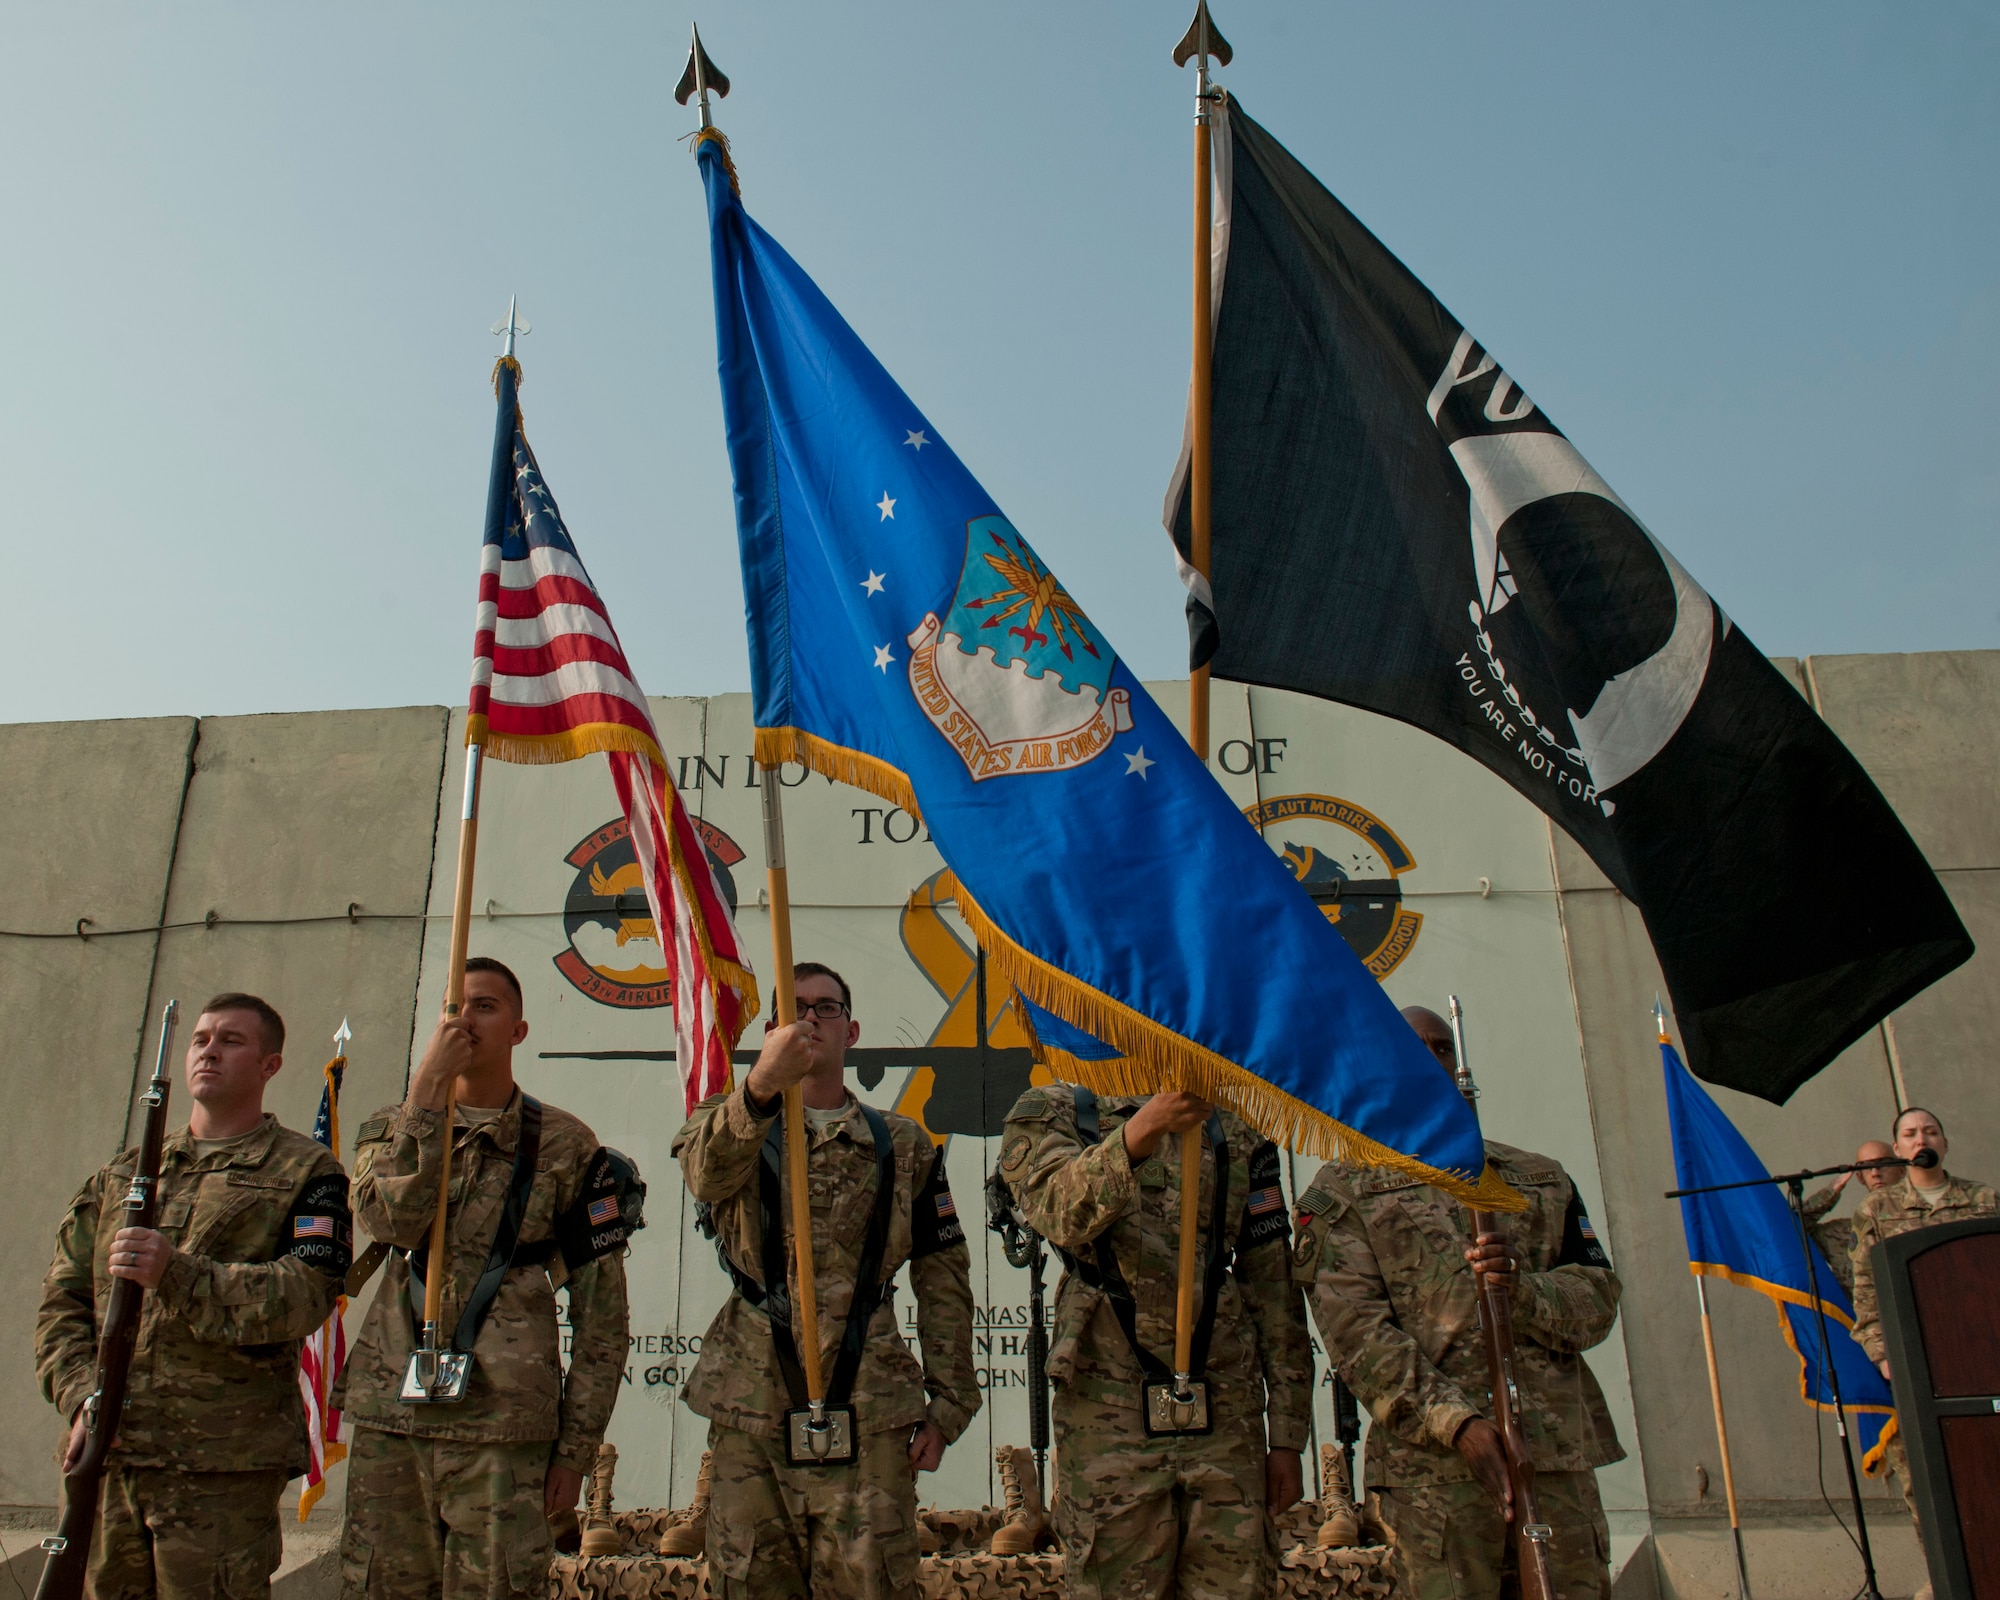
[1909,1147,1939,1170]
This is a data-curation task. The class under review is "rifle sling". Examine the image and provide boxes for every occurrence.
[1069,1088,1231,1383]
[407,1096,543,1355]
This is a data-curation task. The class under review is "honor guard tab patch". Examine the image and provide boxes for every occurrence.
[285,1173,353,1277]
[1556,1189,1612,1270]
[1238,1141,1291,1252]
[911,1150,965,1258]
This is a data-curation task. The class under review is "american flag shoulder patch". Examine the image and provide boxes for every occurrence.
[588,1196,620,1226]
[1580,1216,1597,1239]
[936,1192,957,1218]
[1248,1185,1283,1216]
[294,1215,335,1239]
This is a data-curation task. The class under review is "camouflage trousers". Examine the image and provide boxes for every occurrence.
[1369,1472,1610,1600]
[338,1425,553,1600]
[1050,1401,1274,1600]
[1879,1427,1922,1534]
[86,1465,288,1600]
[704,1420,921,1600]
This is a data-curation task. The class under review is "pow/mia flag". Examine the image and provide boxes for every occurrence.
[1165,96,1971,1103]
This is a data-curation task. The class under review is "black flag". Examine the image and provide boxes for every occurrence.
[1166,96,1970,1103]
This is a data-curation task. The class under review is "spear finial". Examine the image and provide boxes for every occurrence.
[1653,995,1670,1044]
[1173,0,1233,123]
[676,23,731,130]
[332,1016,353,1055]
[490,295,530,359]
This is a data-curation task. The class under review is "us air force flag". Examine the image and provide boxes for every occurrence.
[1164,95,1971,1105]
[1662,1038,1895,1472]
[698,135,1513,1206]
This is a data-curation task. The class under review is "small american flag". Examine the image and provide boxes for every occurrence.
[935,1193,957,1219]
[587,1195,620,1226]
[297,1053,347,1522]
[469,358,758,1111]
[1247,1185,1283,1216]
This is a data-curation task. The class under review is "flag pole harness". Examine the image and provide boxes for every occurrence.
[401,1097,542,1403]
[1065,1088,1230,1436]
[701,1105,897,1466]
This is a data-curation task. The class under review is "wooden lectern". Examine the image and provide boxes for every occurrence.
[1873,1217,2000,1600]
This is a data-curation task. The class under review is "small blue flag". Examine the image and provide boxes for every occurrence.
[697,137,1511,1206]
[1661,1034,1895,1471]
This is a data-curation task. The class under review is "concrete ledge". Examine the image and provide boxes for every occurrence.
[1652,1516,1927,1600]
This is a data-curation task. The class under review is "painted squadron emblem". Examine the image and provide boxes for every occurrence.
[554,817,745,1009]
[908,515,1133,781]
[1241,794,1422,979]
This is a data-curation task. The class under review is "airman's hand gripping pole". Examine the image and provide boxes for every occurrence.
[1447,996,1555,1600]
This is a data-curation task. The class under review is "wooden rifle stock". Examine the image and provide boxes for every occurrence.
[1470,1198,1557,1600]
[36,1000,179,1600]
[1448,996,1555,1600]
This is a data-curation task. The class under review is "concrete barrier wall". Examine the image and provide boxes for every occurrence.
[0,717,195,1512]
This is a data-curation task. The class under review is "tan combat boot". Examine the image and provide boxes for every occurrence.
[579,1442,624,1558]
[655,1451,712,1558]
[989,1445,1048,1556]
[1316,1443,1361,1548]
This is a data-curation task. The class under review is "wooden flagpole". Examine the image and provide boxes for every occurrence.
[1185,13,1218,765]
[411,301,528,1395]
[421,734,483,1352]
[680,21,824,1417]
[1170,0,1232,1407]
[761,767,827,1409]
[1697,1275,1753,1600]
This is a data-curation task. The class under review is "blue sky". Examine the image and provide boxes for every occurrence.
[7,3,1994,724]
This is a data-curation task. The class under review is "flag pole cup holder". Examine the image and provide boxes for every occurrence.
[1144,1373,1213,1437]
[400,1323,471,1404]
[786,1402,857,1467]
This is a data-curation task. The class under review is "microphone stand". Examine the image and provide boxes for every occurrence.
[1665,1152,1932,1600]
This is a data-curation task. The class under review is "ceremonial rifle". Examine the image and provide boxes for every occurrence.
[37,999,180,1600]
[1446,995,1555,1600]
[985,1171,1051,1497]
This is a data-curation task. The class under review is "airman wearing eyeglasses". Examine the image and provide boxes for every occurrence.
[672,961,979,1600]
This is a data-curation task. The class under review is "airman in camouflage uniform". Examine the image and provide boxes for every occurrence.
[36,993,350,1600]
[675,963,979,1600]
[1848,1106,1997,1537]
[337,958,631,1600]
[1293,1007,1624,1600]
[998,1083,1312,1600]
[1797,1140,1895,1297]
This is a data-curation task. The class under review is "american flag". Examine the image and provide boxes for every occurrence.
[469,357,758,1110]
[297,1051,347,1522]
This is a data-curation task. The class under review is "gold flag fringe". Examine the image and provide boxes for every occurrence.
[748,727,1517,1208]
[753,727,922,820]
[957,881,1524,1212]
[492,354,522,398]
[470,721,668,772]
[694,127,741,196]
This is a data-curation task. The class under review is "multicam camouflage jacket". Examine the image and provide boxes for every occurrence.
[337,1089,630,1475]
[1800,1181,1858,1296]
[673,1086,979,1443]
[36,1116,350,1474]
[1849,1172,1998,1364]
[998,1087,1314,1450]
[1292,1141,1625,1488]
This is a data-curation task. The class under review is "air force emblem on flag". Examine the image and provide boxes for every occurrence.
[908,516,1133,781]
